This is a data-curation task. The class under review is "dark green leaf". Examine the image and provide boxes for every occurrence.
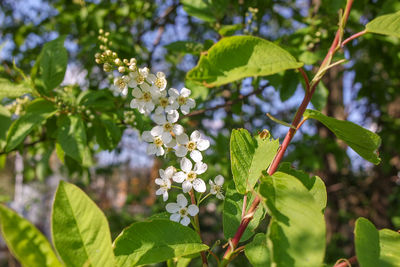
[223,182,265,242]
[366,11,400,38]
[31,36,68,96]
[187,36,303,87]
[52,181,115,267]
[113,219,208,266]
[230,128,279,194]
[259,172,326,266]
[0,105,11,151]
[0,205,62,267]
[5,99,57,152]
[303,109,381,164]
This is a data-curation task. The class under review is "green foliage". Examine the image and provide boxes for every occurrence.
[259,172,326,266]
[113,219,208,266]
[180,0,227,22]
[186,36,303,87]
[164,41,204,55]
[31,36,68,96]
[5,98,57,152]
[223,182,265,242]
[0,105,11,150]
[355,217,400,267]
[303,109,382,164]
[311,81,329,111]
[230,128,279,194]
[244,233,271,267]
[52,181,115,267]
[218,24,243,37]
[0,78,32,100]
[366,11,400,38]
[0,205,62,267]
[56,114,92,166]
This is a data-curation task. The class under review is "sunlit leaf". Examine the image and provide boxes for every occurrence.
[366,11,400,38]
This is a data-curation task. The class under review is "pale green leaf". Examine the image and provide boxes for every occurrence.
[355,217,400,267]
[366,11,400,38]
[0,78,31,100]
[57,114,92,166]
[113,219,208,266]
[223,182,265,242]
[5,99,57,152]
[164,41,204,55]
[0,105,11,151]
[259,172,326,266]
[52,181,115,267]
[0,205,62,267]
[230,128,279,194]
[31,36,68,96]
[218,24,243,36]
[245,233,271,267]
[304,109,381,164]
[187,36,303,87]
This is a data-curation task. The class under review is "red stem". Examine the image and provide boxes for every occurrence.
[334,256,357,267]
[221,1,354,264]
[341,30,367,47]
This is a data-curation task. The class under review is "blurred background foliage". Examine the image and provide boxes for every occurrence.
[0,0,399,265]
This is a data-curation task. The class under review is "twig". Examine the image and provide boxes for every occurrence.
[334,256,357,267]
[341,30,367,47]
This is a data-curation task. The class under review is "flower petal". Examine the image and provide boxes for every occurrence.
[177,194,188,207]
[153,114,166,125]
[180,105,190,115]
[161,132,172,144]
[176,133,189,145]
[193,178,206,193]
[168,88,179,98]
[170,213,180,222]
[181,87,191,97]
[173,171,186,183]
[166,203,180,213]
[175,146,188,158]
[142,131,153,142]
[151,125,163,136]
[197,139,210,151]
[190,130,201,141]
[155,178,163,185]
[146,144,157,155]
[182,181,193,193]
[194,162,207,174]
[132,88,143,98]
[180,157,193,173]
[190,150,203,163]
[215,175,225,186]
[187,204,199,216]
[162,191,169,201]
[167,110,179,123]
[180,216,190,226]
[173,124,184,135]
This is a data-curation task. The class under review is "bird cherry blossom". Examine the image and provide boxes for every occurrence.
[147,71,167,91]
[166,193,199,226]
[142,131,176,156]
[155,167,175,201]
[112,76,128,96]
[173,157,207,193]
[175,130,210,162]
[151,111,184,144]
[209,175,225,200]
[168,88,196,115]
[128,67,148,88]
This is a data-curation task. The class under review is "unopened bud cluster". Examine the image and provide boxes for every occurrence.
[244,7,259,34]
[96,31,225,226]
[5,95,30,116]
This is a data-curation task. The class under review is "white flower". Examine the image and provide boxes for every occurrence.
[168,88,196,115]
[142,131,176,156]
[128,67,148,88]
[130,83,159,114]
[147,71,167,91]
[154,95,177,115]
[155,167,175,201]
[151,112,184,144]
[175,130,210,162]
[112,76,129,96]
[209,175,225,200]
[173,157,207,193]
[166,194,199,226]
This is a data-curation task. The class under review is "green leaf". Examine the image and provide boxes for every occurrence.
[230,128,279,194]
[366,11,400,38]
[278,162,327,211]
[164,41,204,55]
[0,78,32,100]
[245,233,271,267]
[311,81,328,110]
[259,172,326,266]
[0,205,62,267]
[180,0,221,22]
[5,99,57,152]
[355,217,400,267]
[185,79,209,101]
[113,219,208,266]
[303,109,381,164]
[280,70,299,101]
[52,181,115,267]
[31,36,68,96]
[223,182,266,242]
[218,24,243,36]
[186,36,303,87]
[57,114,92,166]
[0,105,12,151]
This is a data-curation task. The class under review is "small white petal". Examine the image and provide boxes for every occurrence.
[155,146,165,156]
[121,87,128,96]
[165,166,175,178]
[197,139,210,151]
[180,105,190,115]
[151,126,163,136]
[155,178,163,185]
[173,172,186,183]
[153,114,166,125]
[175,146,188,157]
[173,124,184,135]
[181,87,191,97]
[180,157,193,173]
[187,204,199,216]
[193,178,206,193]
[142,131,153,142]
[182,181,193,193]
[190,150,203,163]
[162,191,169,201]
[216,193,225,200]
[190,130,201,141]
[165,138,177,148]
[194,162,207,174]
[170,213,181,222]
[168,88,179,98]
[156,188,164,196]
[161,132,172,144]
[177,194,188,207]
[155,106,164,114]
[166,203,180,213]
[146,144,157,155]
[215,175,224,186]
[180,216,190,226]
[186,98,196,108]
[167,110,179,123]
[132,88,143,98]
[176,133,189,145]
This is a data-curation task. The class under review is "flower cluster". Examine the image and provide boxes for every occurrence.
[96,30,224,226]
